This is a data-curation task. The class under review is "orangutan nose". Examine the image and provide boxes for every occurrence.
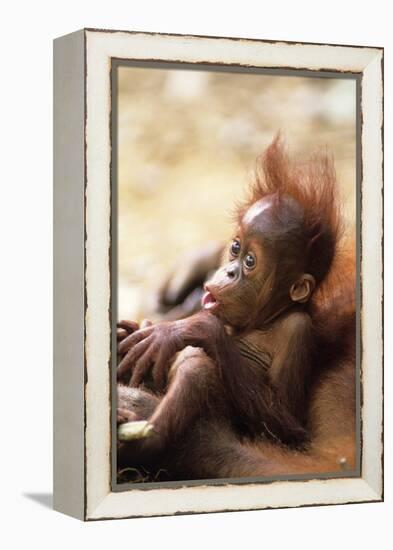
[226,263,239,279]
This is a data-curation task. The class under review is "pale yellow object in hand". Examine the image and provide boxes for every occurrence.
[118,420,154,441]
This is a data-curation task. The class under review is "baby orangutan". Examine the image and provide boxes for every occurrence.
[117,137,342,465]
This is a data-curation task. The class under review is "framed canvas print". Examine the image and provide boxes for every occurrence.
[53,28,383,521]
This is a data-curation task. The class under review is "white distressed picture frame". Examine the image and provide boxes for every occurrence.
[53,29,383,521]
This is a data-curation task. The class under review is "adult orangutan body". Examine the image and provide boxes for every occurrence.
[116,138,356,481]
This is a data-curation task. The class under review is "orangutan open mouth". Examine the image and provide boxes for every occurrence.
[202,286,219,311]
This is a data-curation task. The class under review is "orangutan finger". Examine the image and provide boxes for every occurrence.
[117,336,154,379]
[152,349,171,391]
[118,325,154,354]
[117,320,140,333]
[130,347,157,387]
[117,328,128,341]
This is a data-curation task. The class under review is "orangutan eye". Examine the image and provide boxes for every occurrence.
[230,240,241,257]
[244,253,256,270]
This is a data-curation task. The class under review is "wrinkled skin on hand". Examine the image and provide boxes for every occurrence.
[117,322,182,390]
[117,312,226,391]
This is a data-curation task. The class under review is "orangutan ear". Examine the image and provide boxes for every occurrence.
[290,274,316,303]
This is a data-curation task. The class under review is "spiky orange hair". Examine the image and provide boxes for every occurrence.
[238,136,343,285]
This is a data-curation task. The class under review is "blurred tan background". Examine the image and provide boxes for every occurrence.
[117,65,356,321]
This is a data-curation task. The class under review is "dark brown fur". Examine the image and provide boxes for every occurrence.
[117,137,356,480]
